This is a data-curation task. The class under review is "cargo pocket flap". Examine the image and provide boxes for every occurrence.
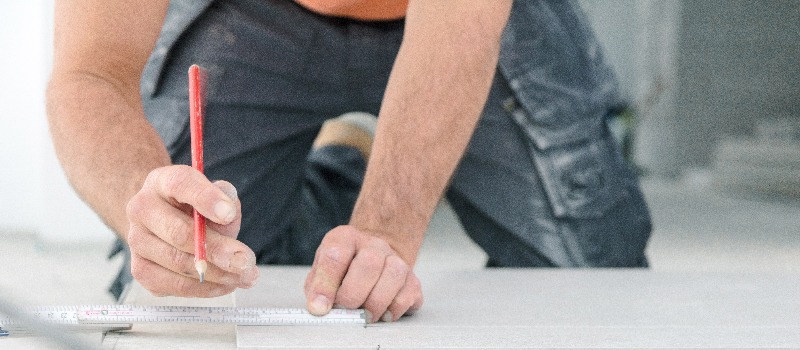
[533,136,628,219]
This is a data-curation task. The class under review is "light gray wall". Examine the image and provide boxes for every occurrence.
[581,0,682,177]
[0,0,114,245]
[584,0,799,176]
[676,0,800,168]
[0,1,48,232]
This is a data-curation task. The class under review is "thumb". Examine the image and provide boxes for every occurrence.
[207,180,241,238]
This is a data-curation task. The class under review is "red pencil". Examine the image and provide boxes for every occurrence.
[188,64,207,283]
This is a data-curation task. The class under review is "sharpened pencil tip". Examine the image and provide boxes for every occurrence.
[195,260,208,284]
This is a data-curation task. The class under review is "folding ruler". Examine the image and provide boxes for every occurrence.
[0,305,366,336]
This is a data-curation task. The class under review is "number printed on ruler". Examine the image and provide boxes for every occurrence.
[1,306,82,326]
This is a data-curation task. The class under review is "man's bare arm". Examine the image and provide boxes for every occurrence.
[354,0,513,262]
[306,0,513,321]
[48,0,171,236]
[49,0,258,297]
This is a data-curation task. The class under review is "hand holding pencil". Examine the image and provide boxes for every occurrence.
[124,65,259,297]
[189,64,208,282]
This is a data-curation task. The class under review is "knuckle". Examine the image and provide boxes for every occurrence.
[162,165,194,197]
[130,258,146,281]
[130,259,160,296]
[143,167,163,188]
[408,274,422,292]
[204,242,222,265]
[392,275,423,312]
[172,275,192,296]
[169,247,191,271]
[125,193,146,220]
[336,292,362,309]
[384,256,409,280]
[165,218,192,248]
[360,250,386,270]
[126,227,143,251]
[330,225,356,241]
[204,238,237,267]
[361,298,380,313]
[196,185,219,203]
[370,238,391,253]
[131,258,173,297]
[364,290,392,310]
[321,246,349,267]
[393,293,415,310]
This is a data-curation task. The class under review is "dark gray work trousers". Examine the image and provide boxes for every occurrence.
[111,0,653,299]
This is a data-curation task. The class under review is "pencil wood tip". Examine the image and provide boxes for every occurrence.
[195,260,208,284]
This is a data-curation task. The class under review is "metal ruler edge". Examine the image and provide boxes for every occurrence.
[0,305,366,334]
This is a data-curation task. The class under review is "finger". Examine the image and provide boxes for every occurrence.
[303,256,318,299]
[131,252,237,298]
[127,187,196,254]
[128,189,256,273]
[362,255,409,323]
[127,223,258,288]
[306,226,358,316]
[206,232,258,274]
[334,239,392,309]
[144,165,237,225]
[207,180,241,239]
[386,272,424,322]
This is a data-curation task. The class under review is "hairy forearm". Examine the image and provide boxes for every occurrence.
[47,73,170,239]
[350,1,512,265]
[48,0,170,239]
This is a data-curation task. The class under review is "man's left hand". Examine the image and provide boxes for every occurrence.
[304,225,423,323]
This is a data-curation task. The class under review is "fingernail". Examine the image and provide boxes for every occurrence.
[381,311,393,323]
[221,185,238,201]
[214,201,236,223]
[239,266,259,286]
[309,295,331,315]
[364,310,373,324]
[230,251,252,270]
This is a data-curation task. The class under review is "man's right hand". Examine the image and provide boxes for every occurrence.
[126,165,259,297]
[50,1,258,297]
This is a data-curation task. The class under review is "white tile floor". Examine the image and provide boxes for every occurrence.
[1,178,799,308]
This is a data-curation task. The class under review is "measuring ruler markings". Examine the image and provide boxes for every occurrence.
[0,305,366,335]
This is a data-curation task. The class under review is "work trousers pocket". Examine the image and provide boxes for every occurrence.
[531,134,629,220]
[528,130,652,266]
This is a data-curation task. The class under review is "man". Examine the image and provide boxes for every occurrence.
[48,0,651,323]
